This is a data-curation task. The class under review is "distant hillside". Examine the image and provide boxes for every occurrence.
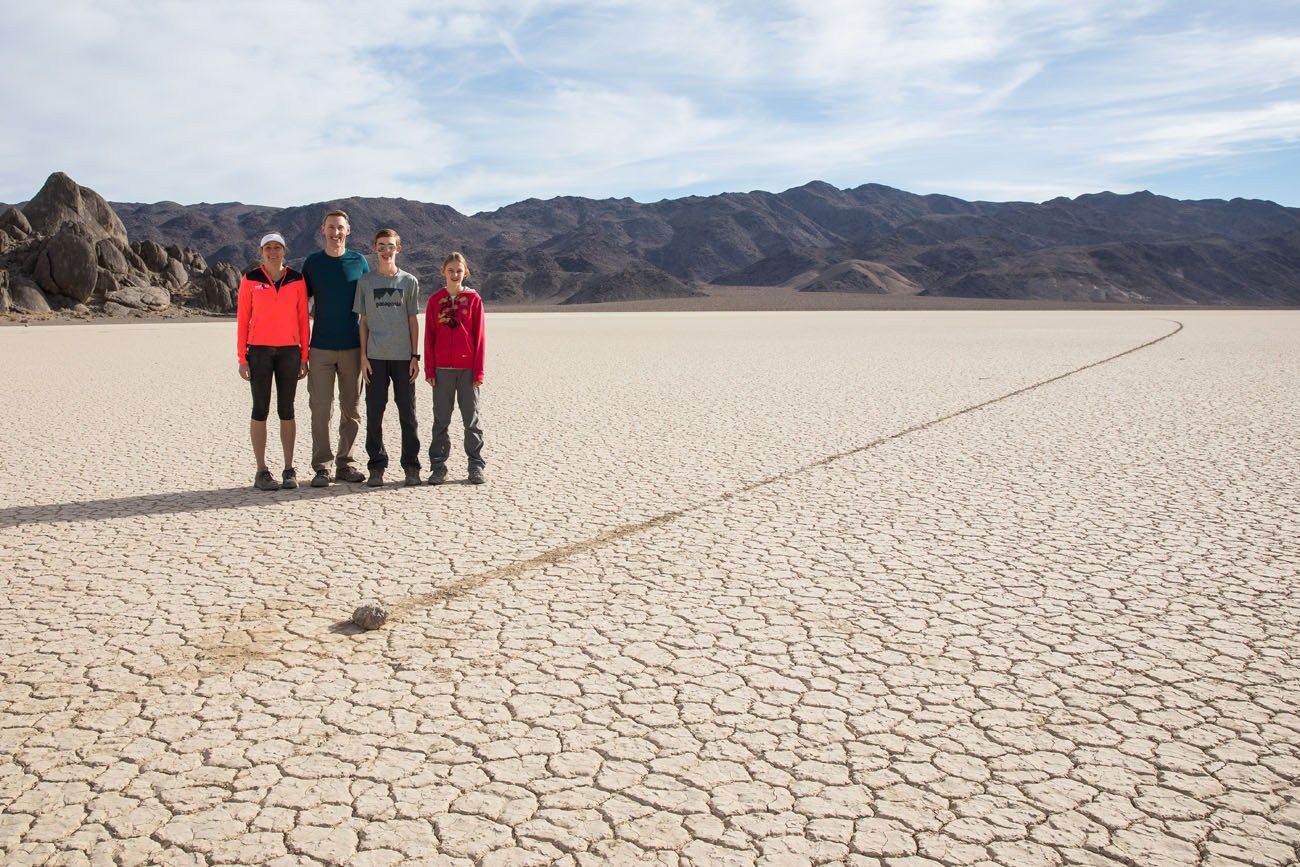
[110,181,1300,306]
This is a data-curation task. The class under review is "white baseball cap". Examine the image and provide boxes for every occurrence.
[259,232,287,248]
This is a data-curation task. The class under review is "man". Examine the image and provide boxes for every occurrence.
[302,209,370,486]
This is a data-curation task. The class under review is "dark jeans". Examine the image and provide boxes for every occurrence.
[429,367,484,471]
[364,359,420,471]
[247,344,300,421]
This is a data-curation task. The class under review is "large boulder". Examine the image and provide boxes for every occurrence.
[36,223,99,301]
[189,251,208,272]
[161,258,187,288]
[22,172,128,244]
[107,284,170,309]
[191,272,234,313]
[0,207,32,240]
[137,239,168,271]
[0,270,9,313]
[96,238,130,274]
[10,276,52,313]
[212,261,240,290]
[94,269,120,297]
[124,246,148,272]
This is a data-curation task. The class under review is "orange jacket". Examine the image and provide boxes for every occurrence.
[236,266,310,363]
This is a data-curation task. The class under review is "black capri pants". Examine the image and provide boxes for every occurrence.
[247,345,301,421]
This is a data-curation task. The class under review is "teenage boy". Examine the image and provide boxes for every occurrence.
[303,209,370,487]
[354,229,422,487]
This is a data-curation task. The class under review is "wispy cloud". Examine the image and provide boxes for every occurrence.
[2,0,1298,210]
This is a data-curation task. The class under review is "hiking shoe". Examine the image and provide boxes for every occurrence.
[427,465,448,486]
[281,467,298,489]
[404,469,422,487]
[255,468,278,491]
[367,469,384,487]
[336,466,366,484]
[468,467,486,485]
[310,469,331,488]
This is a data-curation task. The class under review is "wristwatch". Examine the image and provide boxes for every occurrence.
[411,354,421,360]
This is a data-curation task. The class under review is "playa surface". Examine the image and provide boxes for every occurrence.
[1,311,1297,866]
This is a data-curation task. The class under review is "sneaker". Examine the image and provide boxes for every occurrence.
[404,469,422,487]
[468,467,486,485]
[255,468,278,491]
[336,466,366,484]
[281,467,298,489]
[427,465,448,486]
[367,469,384,487]
[310,469,331,488]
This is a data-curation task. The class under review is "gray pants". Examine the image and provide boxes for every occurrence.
[429,368,484,471]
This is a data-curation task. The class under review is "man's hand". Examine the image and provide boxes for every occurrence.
[361,356,372,384]
[409,358,420,384]
[239,362,250,381]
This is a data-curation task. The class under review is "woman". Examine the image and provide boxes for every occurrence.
[236,232,309,490]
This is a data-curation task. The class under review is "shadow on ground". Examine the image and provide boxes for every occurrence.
[0,483,382,528]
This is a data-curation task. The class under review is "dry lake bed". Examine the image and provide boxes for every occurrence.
[1,310,1297,866]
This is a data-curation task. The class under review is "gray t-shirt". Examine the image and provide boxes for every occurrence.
[353,269,420,360]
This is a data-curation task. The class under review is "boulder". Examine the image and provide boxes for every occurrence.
[10,276,51,313]
[94,269,120,297]
[189,251,208,272]
[96,238,130,274]
[0,206,32,239]
[191,272,234,313]
[22,171,128,244]
[212,261,240,290]
[37,223,100,301]
[161,258,188,288]
[107,284,170,309]
[102,300,136,317]
[125,247,147,271]
[0,270,9,313]
[138,239,168,271]
[165,243,184,262]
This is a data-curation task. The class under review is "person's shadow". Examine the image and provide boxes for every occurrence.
[0,484,372,529]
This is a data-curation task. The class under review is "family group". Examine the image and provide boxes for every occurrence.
[235,210,486,491]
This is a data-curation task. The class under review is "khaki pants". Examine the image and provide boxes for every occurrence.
[307,347,362,472]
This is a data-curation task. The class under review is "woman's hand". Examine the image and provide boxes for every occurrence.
[298,363,308,380]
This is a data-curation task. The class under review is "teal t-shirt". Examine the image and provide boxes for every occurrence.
[303,249,370,350]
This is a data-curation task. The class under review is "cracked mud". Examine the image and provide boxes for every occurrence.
[1,311,1297,866]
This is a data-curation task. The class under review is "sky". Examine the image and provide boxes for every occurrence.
[3,1,1299,213]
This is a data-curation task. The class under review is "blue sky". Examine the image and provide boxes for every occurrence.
[3,1,1298,212]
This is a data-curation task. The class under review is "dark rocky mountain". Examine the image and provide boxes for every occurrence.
[111,179,1300,306]
[7,171,1297,316]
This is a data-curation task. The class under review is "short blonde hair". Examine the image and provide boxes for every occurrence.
[442,251,469,271]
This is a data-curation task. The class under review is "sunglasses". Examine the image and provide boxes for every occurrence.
[375,243,398,251]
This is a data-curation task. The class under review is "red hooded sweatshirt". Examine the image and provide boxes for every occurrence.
[424,287,485,383]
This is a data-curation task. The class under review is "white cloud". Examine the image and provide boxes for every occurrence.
[1107,101,1300,164]
[2,0,1299,210]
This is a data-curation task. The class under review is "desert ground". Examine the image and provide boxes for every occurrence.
[1,310,1297,866]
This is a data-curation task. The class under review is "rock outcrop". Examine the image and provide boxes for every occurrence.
[23,172,128,245]
[1,172,236,319]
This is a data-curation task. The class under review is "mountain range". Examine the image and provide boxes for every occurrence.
[22,180,1300,306]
